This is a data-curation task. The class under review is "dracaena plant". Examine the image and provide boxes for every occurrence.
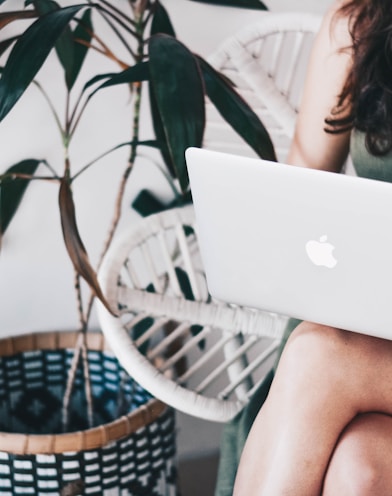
[190,0,268,8]
[0,0,275,428]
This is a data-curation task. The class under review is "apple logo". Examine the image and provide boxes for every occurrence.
[305,235,337,268]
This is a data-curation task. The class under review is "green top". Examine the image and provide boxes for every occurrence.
[350,130,392,182]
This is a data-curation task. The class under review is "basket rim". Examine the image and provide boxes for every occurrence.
[0,330,167,455]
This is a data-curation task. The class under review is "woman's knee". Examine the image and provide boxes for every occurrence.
[261,323,349,426]
[323,413,392,496]
[277,322,392,395]
[276,322,353,389]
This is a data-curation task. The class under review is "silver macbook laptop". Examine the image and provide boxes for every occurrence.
[185,146,392,340]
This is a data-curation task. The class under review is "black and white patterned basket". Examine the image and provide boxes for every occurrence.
[0,331,178,496]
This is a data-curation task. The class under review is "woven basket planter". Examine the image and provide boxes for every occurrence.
[0,331,177,496]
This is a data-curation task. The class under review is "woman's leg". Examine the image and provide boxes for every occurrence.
[233,321,392,496]
[323,412,392,496]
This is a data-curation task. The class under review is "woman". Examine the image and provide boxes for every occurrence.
[233,0,392,494]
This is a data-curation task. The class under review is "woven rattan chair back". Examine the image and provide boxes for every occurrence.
[205,11,322,162]
[98,206,288,422]
[98,12,322,423]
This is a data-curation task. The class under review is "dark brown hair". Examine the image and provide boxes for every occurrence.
[326,0,392,155]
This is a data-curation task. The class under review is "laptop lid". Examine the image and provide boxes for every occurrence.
[185,146,392,340]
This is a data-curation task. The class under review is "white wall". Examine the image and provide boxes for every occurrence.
[163,0,331,58]
[0,0,332,458]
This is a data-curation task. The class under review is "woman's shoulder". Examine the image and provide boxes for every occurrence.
[322,0,352,50]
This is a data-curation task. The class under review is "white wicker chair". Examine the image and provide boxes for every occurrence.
[205,11,321,162]
[97,12,322,423]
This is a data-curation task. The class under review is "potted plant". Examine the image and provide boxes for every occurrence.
[190,0,267,7]
[0,0,275,494]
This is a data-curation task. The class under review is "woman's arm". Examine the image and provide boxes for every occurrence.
[288,0,353,172]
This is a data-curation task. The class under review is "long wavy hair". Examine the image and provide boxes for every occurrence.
[326,0,392,155]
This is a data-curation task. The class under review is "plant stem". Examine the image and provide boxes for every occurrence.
[97,0,140,30]
[62,332,93,432]
[64,2,148,430]
[62,273,94,430]
[72,141,135,181]
[97,8,138,58]
[62,332,83,431]
[75,272,88,333]
[61,120,94,427]
[84,13,145,326]
[42,160,60,179]
[33,80,64,139]
[0,173,58,182]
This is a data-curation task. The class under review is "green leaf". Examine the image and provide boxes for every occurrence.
[0,159,41,234]
[151,1,176,37]
[0,36,19,58]
[0,4,87,122]
[31,0,76,89]
[133,315,154,355]
[131,188,192,217]
[188,0,268,8]
[198,57,276,161]
[68,8,93,89]
[90,62,150,94]
[148,82,175,177]
[147,6,181,179]
[83,62,150,109]
[175,266,195,301]
[131,189,167,217]
[149,34,206,193]
[33,0,93,89]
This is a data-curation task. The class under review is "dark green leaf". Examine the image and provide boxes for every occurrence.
[135,139,160,148]
[190,324,205,349]
[68,8,93,89]
[83,62,150,110]
[151,1,176,37]
[149,34,205,192]
[133,316,154,355]
[32,0,76,89]
[90,61,150,93]
[59,178,114,315]
[148,85,176,177]
[188,0,268,8]
[83,71,121,91]
[131,189,167,217]
[148,8,179,175]
[0,36,19,58]
[198,57,276,161]
[0,4,87,122]
[131,186,192,217]
[33,0,93,89]
[0,159,41,234]
[175,266,195,301]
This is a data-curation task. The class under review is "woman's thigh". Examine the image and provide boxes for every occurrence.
[280,323,392,414]
[323,412,392,496]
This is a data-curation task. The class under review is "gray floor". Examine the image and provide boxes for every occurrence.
[176,411,223,495]
[178,451,220,496]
